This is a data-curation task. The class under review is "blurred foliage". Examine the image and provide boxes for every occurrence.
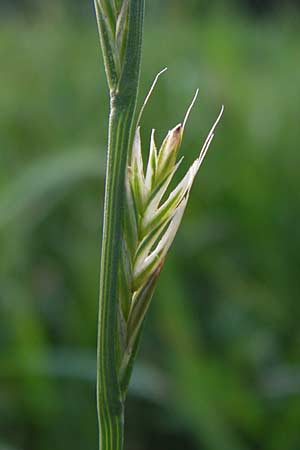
[1,0,300,17]
[0,3,300,450]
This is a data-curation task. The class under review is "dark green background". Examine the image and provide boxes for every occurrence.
[1,1,300,449]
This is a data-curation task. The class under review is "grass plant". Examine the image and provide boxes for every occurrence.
[1,6,300,450]
[94,1,223,449]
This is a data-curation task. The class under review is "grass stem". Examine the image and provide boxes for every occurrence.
[95,2,145,449]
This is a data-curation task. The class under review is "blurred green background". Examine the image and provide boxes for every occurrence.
[1,1,300,449]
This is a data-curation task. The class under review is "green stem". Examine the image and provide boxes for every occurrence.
[96,2,145,450]
[97,100,134,450]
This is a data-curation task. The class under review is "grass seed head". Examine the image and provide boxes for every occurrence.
[119,71,224,370]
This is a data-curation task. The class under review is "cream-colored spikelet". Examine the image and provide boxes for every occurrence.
[118,71,223,381]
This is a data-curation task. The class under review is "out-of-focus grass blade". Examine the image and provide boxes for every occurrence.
[0,150,104,229]
[0,444,21,450]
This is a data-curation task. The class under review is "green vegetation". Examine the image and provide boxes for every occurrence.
[0,5,300,450]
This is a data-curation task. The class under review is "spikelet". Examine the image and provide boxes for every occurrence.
[118,71,224,383]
